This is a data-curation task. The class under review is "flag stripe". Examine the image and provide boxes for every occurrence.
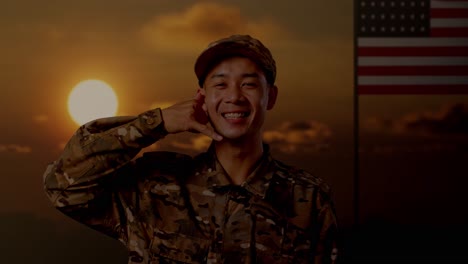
[358,47,468,56]
[358,85,468,94]
[431,8,468,18]
[358,66,468,75]
[358,38,468,47]
[431,18,468,27]
[359,76,468,85]
[358,57,468,66]
[431,0,468,9]
[431,27,468,36]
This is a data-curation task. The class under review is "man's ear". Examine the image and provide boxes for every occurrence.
[198,87,206,96]
[267,85,278,110]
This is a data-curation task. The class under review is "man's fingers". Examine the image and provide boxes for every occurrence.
[191,121,223,141]
[193,93,209,124]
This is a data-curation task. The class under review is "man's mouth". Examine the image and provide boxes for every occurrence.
[222,111,250,119]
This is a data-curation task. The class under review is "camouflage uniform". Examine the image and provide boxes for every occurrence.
[44,107,338,264]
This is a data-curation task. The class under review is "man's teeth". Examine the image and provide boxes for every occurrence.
[223,112,248,118]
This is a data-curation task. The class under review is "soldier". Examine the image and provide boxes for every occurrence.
[44,35,338,263]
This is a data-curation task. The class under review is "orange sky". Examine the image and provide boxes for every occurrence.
[1,1,468,262]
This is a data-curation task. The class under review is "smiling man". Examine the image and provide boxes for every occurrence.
[44,35,338,263]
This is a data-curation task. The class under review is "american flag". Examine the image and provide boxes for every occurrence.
[356,0,468,94]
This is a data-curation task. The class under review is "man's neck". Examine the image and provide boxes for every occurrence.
[214,136,264,185]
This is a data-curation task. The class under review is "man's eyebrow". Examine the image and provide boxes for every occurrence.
[209,72,259,79]
[210,73,225,79]
[242,73,259,78]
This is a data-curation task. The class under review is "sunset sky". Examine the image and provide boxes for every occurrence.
[1,0,467,262]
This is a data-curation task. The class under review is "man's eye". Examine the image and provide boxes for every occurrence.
[214,83,226,88]
[242,83,257,88]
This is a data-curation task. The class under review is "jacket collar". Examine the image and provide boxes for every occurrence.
[203,142,276,198]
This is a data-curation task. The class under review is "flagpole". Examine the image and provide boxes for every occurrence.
[353,0,360,227]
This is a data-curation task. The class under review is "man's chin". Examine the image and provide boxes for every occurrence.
[218,130,248,141]
[212,123,245,138]
[219,134,244,141]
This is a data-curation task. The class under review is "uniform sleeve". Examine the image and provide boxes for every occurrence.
[43,108,167,238]
[313,189,339,264]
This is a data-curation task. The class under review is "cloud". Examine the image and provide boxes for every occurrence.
[396,103,468,136]
[263,120,332,153]
[140,2,289,53]
[0,144,32,153]
[363,103,468,138]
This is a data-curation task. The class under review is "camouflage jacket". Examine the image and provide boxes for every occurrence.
[43,108,338,264]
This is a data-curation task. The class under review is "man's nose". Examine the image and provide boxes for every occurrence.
[225,85,244,103]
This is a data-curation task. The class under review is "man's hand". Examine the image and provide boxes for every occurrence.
[161,92,223,141]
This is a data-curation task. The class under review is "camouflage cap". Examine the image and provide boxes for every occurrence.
[194,35,276,87]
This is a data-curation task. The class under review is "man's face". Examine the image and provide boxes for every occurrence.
[201,57,277,140]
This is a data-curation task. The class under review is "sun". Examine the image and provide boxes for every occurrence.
[68,80,118,126]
